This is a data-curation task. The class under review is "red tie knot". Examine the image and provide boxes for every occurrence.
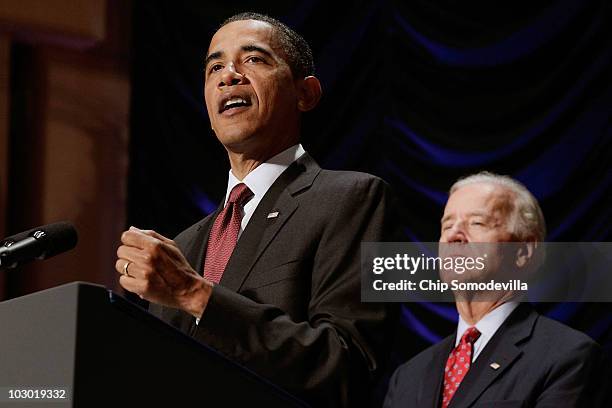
[228,183,253,206]
[461,327,481,345]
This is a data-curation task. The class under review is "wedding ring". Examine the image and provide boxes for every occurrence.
[123,261,132,277]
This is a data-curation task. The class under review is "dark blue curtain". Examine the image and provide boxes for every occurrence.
[129,0,612,391]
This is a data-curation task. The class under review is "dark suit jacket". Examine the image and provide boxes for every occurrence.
[149,153,396,407]
[384,304,606,408]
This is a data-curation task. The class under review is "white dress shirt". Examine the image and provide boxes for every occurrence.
[224,143,305,237]
[455,301,519,361]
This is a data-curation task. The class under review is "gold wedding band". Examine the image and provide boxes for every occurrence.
[123,261,132,277]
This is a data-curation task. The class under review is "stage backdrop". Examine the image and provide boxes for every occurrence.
[129,0,611,395]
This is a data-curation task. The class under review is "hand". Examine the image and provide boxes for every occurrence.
[115,227,212,318]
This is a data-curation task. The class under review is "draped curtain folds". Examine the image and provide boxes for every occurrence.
[130,0,612,371]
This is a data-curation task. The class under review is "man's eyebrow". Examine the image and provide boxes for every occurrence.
[204,51,223,70]
[241,45,274,59]
[440,211,490,224]
[467,211,489,218]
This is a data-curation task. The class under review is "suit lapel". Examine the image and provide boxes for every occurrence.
[449,304,537,408]
[184,206,221,275]
[219,153,321,292]
[421,336,455,408]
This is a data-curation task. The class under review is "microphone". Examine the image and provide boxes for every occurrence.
[0,221,78,270]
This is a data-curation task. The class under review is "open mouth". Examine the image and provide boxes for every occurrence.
[219,95,252,114]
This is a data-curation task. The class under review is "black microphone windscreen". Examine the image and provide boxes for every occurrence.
[36,221,78,259]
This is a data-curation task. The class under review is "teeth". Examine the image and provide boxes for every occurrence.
[224,97,246,108]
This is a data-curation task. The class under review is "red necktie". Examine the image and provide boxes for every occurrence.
[441,326,481,408]
[203,183,253,284]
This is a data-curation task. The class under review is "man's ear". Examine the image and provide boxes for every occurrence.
[516,241,535,268]
[297,76,322,112]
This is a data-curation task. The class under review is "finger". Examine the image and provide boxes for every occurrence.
[116,255,154,280]
[119,274,146,295]
[124,259,150,280]
[115,258,136,277]
[131,226,175,245]
[121,229,159,250]
[116,245,147,264]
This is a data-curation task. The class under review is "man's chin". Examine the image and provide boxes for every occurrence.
[215,128,258,150]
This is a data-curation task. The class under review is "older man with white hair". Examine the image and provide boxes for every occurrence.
[384,171,605,408]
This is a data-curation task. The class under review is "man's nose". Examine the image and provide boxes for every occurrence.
[218,64,245,87]
[444,224,468,243]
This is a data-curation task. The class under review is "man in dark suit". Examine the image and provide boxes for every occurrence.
[384,172,605,408]
[115,12,394,407]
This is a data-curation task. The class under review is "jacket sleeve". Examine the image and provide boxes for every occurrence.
[536,338,606,407]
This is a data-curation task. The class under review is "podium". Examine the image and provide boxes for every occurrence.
[0,282,308,407]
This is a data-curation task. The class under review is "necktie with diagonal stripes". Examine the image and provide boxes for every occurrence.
[203,183,253,284]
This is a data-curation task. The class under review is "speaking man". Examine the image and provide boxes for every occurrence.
[115,12,394,407]
[384,172,604,407]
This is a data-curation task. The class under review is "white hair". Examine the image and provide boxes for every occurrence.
[449,171,546,241]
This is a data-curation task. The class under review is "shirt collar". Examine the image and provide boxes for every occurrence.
[224,143,305,205]
[455,301,520,346]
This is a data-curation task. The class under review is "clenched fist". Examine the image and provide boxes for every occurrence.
[115,226,212,318]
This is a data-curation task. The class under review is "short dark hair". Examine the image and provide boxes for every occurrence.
[221,12,315,79]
